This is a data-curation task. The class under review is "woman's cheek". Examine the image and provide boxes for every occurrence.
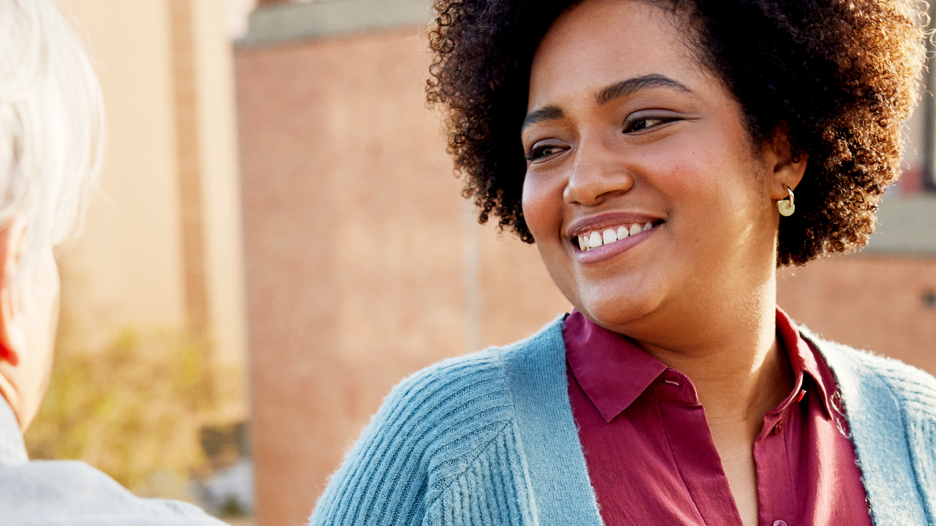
[521,171,564,241]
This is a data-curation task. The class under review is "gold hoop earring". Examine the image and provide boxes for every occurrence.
[778,186,795,217]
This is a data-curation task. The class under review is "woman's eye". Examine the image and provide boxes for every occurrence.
[525,143,564,162]
[623,115,678,133]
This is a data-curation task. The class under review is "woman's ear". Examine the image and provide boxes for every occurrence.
[0,217,28,367]
[763,126,807,200]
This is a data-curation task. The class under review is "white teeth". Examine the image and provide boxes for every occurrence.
[588,231,602,249]
[579,222,658,251]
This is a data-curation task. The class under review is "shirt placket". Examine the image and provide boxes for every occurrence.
[654,369,744,526]
[754,388,803,526]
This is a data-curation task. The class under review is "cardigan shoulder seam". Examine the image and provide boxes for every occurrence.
[408,346,525,512]
[423,418,517,513]
[421,319,571,521]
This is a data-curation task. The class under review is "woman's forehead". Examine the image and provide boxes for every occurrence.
[529,0,702,109]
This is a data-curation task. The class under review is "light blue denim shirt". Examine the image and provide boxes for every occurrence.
[0,398,225,525]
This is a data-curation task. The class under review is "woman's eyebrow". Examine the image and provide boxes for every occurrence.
[521,106,564,132]
[596,74,692,105]
[522,74,692,132]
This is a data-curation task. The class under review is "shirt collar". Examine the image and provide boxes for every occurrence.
[0,396,28,465]
[564,310,667,423]
[776,307,833,419]
[565,308,833,423]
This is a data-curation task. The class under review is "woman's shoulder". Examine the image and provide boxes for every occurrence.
[802,327,936,418]
[388,346,511,408]
[309,347,517,524]
[366,346,518,457]
[309,318,567,525]
[386,315,567,411]
[370,314,568,467]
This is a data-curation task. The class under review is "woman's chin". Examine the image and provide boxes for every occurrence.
[575,294,663,335]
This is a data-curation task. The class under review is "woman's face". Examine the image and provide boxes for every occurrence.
[521,0,792,342]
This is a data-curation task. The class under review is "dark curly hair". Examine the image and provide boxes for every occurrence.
[426,0,926,265]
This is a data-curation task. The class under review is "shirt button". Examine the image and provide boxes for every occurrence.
[773,521,788,526]
[772,421,783,435]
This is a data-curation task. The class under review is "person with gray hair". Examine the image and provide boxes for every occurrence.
[0,1,225,523]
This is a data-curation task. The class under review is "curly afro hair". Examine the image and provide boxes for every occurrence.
[426,0,927,266]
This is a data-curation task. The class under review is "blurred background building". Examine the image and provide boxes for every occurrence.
[21,1,936,525]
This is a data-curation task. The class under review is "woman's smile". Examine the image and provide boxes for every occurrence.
[568,213,665,264]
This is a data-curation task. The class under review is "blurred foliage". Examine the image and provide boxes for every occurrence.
[221,495,247,517]
[23,321,220,494]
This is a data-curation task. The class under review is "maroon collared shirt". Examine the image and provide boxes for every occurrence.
[564,309,872,526]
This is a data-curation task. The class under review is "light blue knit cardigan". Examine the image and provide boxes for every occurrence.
[309,318,936,525]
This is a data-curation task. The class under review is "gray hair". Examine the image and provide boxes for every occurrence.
[0,0,104,272]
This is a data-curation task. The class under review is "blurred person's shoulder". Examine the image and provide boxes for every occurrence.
[0,401,225,526]
[0,461,226,525]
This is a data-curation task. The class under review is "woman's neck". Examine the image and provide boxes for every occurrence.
[635,283,793,430]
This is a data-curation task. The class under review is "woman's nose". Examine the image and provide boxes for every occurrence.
[562,140,635,205]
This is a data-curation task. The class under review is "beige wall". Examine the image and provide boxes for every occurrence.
[60,0,184,333]
[58,0,248,372]
[192,0,250,368]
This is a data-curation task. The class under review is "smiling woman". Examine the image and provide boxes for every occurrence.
[307,1,936,525]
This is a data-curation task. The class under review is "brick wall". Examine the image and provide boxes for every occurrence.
[778,255,936,373]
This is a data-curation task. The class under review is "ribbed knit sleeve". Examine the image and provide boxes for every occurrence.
[308,349,536,526]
